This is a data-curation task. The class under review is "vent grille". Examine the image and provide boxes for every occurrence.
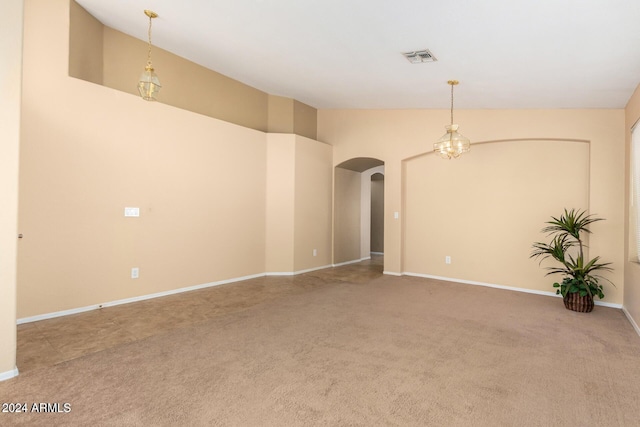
[402,49,437,64]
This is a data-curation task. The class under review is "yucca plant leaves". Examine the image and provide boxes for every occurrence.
[540,208,603,240]
[530,208,614,300]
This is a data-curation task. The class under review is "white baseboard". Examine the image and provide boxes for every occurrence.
[17,272,265,325]
[370,252,384,255]
[294,264,333,274]
[402,272,624,309]
[383,271,402,276]
[333,257,369,268]
[22,263,626,329]
[623,307,640,337]
[593,300,624,309]
[265,272,296,276]
[265,264,332,276]
[18,264,336,325]
[0,367,19,382]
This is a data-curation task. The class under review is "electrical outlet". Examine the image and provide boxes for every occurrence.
[445,256,451,264]
[313,249,317,256]
[131,267,139,279]
[124,207,140,217]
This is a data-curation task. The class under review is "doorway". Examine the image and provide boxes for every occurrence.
[370,172,384,254]
[333,158,384,265]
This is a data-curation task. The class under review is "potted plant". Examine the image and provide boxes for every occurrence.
[530,208,613,312]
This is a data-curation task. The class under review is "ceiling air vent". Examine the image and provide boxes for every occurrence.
[402,49,437,64]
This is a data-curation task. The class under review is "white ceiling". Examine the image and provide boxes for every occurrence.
[75,0,640,109]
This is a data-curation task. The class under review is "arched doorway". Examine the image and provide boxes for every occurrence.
[334,157,384,265]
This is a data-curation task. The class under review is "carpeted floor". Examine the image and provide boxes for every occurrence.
[1,270,639,426]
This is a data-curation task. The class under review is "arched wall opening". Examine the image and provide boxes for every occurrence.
[334,158,385,265]
[401,139,590,292]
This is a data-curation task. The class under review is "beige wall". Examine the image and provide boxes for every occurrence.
[68,0,102,84]
[404,139,589,293]
[624,82,640,328]
[319,109,625,304]
[101,26,269,132]
[294,136,332,270]
[265,134,295,273]
[19,0,270,318]
[19,0,332,320]
[294,100,318,140]
[267,96,318,140]
[265,134,332,272]
[334,168,361,264]
[0,0,23,378]
[268,95,295,134]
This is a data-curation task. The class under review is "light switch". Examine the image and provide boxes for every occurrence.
[124,207,140,217]
[394,211,399,219]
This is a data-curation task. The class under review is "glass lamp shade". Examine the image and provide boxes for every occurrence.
[434,124,471,159]
[138,66,161,101]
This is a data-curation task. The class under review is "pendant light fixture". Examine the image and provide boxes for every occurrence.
[138,10,161,101]
[434,80,470,159]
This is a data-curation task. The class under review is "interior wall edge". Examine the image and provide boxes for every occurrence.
[623,82,640,338]
[0,0,23,378]
[622,307,640,337]
[383,271,403,276]
[333,257,370,268]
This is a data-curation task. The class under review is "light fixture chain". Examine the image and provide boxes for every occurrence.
[147,15,153,68]
[450,83,454,126]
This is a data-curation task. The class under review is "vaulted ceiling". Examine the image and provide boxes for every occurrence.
[75,0,640,109]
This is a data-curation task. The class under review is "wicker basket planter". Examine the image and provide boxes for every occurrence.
[563,293,594,313]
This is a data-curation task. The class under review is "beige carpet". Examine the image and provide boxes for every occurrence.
[1,275,639,426]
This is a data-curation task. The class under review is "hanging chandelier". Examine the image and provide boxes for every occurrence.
[434,80,470,159]
[138,10,161,101]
